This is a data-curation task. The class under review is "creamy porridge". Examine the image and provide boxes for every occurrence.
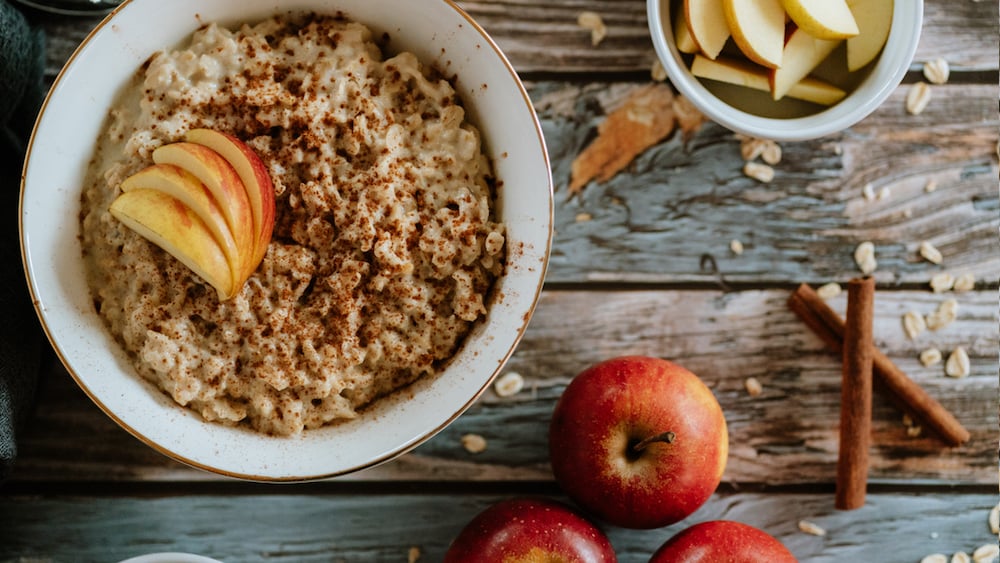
[79,14,505,436]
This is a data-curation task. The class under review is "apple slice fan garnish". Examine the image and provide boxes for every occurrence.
[108,129,276,300]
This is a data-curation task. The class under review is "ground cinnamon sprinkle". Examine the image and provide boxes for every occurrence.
[79,13,505,436]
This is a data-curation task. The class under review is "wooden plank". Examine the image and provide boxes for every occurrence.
[457,0,1000,73]
[34,0,1000,77]
[0,491,995,562]
[535,81,999,284]
[11,289,996,484]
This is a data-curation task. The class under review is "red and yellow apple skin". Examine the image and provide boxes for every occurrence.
[183,128,275,273]
[443,497,617,563]
[109,188,234,299]
[649,520,798,563]
[151,141,255,274]
[549,355,728,530]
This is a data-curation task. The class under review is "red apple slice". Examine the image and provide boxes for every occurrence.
[769,25,841,100]
[781,0,859,40]
[183,128,275,274]
[110,189,234,299]
[846,0,893,71]
[684,0,730,59]
[120,163,242,284]
[692,54,846,105]
[151,142,255,276]
[723,0,786,69]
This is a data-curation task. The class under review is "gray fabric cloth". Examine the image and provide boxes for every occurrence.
[0,0,47,482]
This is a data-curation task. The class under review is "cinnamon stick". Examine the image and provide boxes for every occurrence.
[835,277,874,510]
[788,283,970,446]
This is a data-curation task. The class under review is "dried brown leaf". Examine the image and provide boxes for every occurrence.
[569,84,676,194]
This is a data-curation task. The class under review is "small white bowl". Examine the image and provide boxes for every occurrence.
[647,0,922,141]
[21,0,552,480]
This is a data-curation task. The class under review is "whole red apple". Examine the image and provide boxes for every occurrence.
[549,355,728,529]
[443,497,616,562]
[649,520,797,562]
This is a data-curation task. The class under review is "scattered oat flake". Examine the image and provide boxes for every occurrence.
[816,282,842,299]
[798,520,826,536]
[906,82,932,115]
[877,186,891,200]
[651,59,667,82]
[925,179,938,192]
[577,11,608,46]
[973,544,999,563]
[494,371,525,397]
[854,242,877,275]
[926,299,958,331]
[744,161,775,183]
[906,424,923,437]
[740,137,767,161]
[954,552,972,563]
[923,58,950,84]
[862,183,876,201]
[461,433,487,453]
[953,272,975,292]
[920,241,944,264]
[575,212,593,223]
[945,346,970,378]
[903,310,927,339]
[922,555,948,563]
[744,377,763,397]
[408,546,421,563]
[920,348,943,367]
[988,503,999,535]
[833,143,843,156]
[930,272,955,293]
[761,142,782,165]
[730,239,744,255]
[569,84,675,195]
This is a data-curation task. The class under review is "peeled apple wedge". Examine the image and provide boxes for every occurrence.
[780,0,859,40]
[684,0,730,59]
[846,0,893,71]
[691,54,846,106]
[110,189,234,299]
[769,25,841,100]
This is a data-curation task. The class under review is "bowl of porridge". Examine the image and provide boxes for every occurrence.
[20,0,552,480]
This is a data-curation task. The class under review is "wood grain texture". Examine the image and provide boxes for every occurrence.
[0,492,995,562]
[33,0,1000,78]
[536,81,999,284]
[11,289,996,485]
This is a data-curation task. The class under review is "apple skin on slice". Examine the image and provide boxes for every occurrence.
[684,0,731,60]
[722,0,786,69]
[846,0,893,71]
[692,54,846,106]
[183,128,275,276]
[781,0,859,41]
[769,24,841,100]
[674,2,701,54]
[120,163,242,284]
[151,142,255,274]
[110,189,234,299]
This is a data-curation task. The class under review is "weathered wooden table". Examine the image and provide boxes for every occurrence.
[3,1,998,561]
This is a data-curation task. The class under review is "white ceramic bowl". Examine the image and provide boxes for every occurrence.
[118,554,223,563]
[20,0,552,480]
[647,0,922,141]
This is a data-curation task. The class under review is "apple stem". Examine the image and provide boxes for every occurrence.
[632,431,676,453]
